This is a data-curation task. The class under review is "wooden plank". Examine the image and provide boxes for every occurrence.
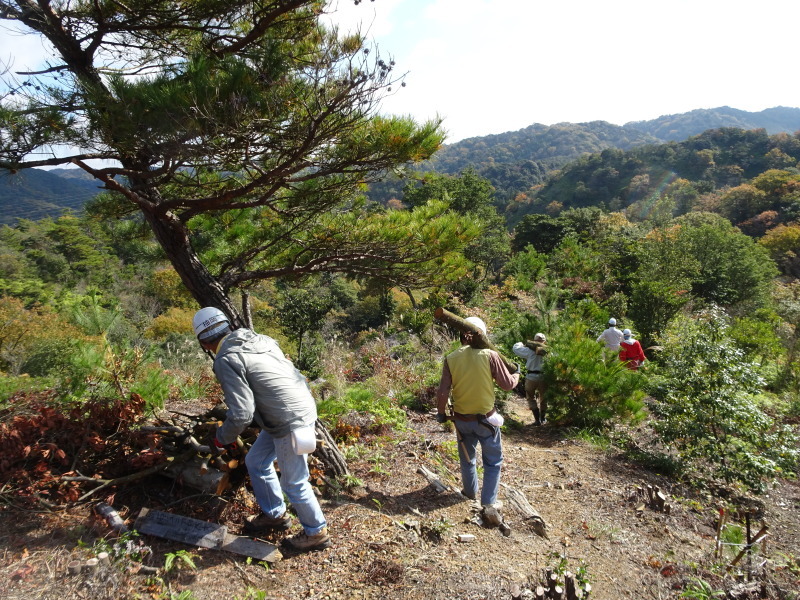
[221,533,282,563]
[135,508,228,549]
[135,508,282,562]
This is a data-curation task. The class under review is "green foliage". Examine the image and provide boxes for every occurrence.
[628,279,691,346]
[680,577,725,600]
[403,168,511,285]
[0,295,92,375]
[545,320,646,429]
[317,384,407,432]
[234,588,269,600]
[649,308,799,490]
[163,550,198,573]
[274,282,336,368]
[673,215,778,306]
[0,374,53,403]
[501,244,547,292]
[728,312,785,365]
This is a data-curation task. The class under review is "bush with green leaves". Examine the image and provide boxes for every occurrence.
[544,320,646,429]
[317,384,408,433]
[501,244,547,292]
[649,307,799,491]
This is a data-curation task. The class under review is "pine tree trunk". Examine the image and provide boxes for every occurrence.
[143,207,243,327]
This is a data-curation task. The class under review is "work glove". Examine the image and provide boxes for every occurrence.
[207,429,236,455]
[435,413,448,424]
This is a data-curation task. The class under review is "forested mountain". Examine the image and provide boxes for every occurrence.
[369,106,800,209]
[529,127,800,221]
[0,168,100,225]
[624,106,800,142]
[2,107,800,227]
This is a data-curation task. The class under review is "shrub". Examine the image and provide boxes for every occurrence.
[317,384,407,434]
[649,307,799,491]
[145,307,195,340]
[544,320,646,429]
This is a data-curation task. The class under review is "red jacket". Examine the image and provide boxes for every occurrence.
[619,339,645,370]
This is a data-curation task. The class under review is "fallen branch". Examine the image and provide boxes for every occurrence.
[73,450,196,502]
[416,465,457,494]
[500,483,548,539]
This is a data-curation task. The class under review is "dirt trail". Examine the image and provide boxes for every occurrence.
[2,395,799,599]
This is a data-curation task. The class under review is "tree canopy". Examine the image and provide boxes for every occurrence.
[0,0,476,323]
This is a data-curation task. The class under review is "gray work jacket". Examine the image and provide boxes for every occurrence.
[213,329,317,444]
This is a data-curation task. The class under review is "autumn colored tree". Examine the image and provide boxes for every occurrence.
[0,1,476,324]
[760,223,800,277]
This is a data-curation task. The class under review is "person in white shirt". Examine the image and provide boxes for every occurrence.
[596,318,624,351]
[512,333,548,426]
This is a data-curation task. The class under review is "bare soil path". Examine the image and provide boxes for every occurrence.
[2,395,799,599]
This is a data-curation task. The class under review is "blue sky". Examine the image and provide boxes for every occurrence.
[324,0,800,143]
[0,0,798,148]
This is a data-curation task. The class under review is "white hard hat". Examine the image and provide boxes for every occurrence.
[193,307,230,341]
[464,316,487,335]
[608,318,616,326]
[534,332,546,342]
[623,329,631,336]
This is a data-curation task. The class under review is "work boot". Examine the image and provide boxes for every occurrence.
[284,527,332,552]
[460,488,477,501]
[243,511,292,535]
[531,406,542,426]
[481,505,502,528]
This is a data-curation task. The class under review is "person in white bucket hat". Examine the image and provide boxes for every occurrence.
[436,315,519,528]
[192,307,330,552]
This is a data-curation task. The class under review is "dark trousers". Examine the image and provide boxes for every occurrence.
[524,378,547,422]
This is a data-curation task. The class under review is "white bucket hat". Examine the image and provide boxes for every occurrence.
[464,316,487,335]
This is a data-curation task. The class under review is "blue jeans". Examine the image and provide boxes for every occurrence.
[245,429,327,535]
[454,419,503,506]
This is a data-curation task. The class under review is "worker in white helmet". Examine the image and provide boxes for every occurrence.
[436,316,519,527]
[512,332,549,425]
[192,307,330,552]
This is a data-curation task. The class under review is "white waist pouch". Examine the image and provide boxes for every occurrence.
[291,425,317,455]
[486,412,504,427]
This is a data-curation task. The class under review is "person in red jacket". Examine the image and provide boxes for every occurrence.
[619,329,646,370]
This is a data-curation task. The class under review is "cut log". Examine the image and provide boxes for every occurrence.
[433,307,519,374]
[534,586,546,600]
[94,501,130,534]
[500,483,548,539]
[162,455,230,494]
[564,572,583,600]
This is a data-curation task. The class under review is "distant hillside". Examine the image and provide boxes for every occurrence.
[2,107,800,225]
[371,107,800,209]
[624,106,800,142]
[369,121,661,205]
[0,168,101,225]
[531,127,800,225]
